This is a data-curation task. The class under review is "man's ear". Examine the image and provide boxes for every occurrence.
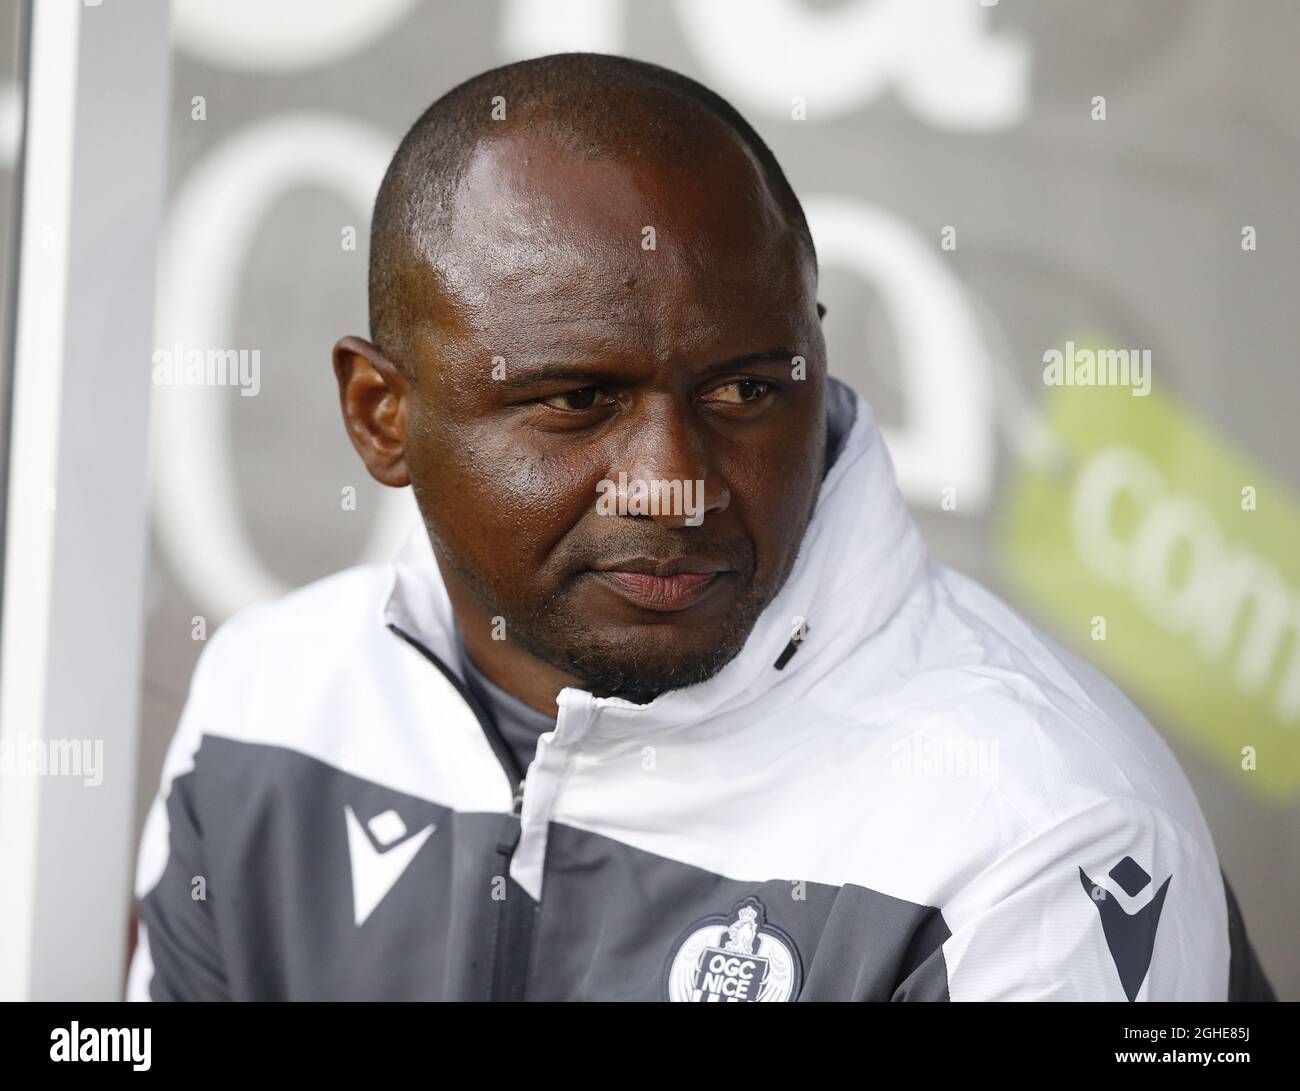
[333,335,410,488]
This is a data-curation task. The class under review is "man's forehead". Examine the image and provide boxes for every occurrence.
[439,127,799,293]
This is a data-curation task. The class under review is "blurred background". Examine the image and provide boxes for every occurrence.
[0,0,1295,999]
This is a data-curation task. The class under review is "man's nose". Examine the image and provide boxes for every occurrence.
[612,403,730,528]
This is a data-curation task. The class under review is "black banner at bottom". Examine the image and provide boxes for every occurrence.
[5,999,1288,1076]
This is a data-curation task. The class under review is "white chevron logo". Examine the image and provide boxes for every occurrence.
[344,805,435,927]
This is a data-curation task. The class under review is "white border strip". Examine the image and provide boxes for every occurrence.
[0,0,81,1000]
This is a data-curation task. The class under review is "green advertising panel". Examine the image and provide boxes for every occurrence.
[1004,369,1300,801]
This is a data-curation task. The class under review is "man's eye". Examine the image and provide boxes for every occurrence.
[702,379,773,405]
[542,387,607,412]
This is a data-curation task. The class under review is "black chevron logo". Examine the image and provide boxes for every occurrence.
[1079,857,1172,1002]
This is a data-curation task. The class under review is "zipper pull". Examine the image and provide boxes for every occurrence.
[511,776,527,815]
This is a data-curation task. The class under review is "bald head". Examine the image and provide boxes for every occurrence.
[367,52,816,364]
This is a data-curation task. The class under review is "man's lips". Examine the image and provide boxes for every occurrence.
[589,556,733,612]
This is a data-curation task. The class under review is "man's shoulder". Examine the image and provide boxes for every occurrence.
[151,556,497,821]
[204,560,395,667]
[822,560,1214,850]
[178,560,405,754]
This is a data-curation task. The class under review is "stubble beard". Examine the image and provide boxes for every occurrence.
[430,527,808,705]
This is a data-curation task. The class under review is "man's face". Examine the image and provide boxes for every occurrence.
[384,126,825,699]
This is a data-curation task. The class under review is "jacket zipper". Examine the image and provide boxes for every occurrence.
[387,623,539,1001]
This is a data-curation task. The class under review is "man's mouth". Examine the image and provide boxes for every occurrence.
[589,556,733,612]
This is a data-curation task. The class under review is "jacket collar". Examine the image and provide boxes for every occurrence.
[381,383,928,736]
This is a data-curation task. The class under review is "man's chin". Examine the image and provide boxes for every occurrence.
[527,605,765,702]
[506,571,772,700]
[566,633,747,702]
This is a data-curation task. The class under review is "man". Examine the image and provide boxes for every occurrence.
[128,53,1272,1001]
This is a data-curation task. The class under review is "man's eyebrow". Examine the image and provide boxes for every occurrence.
[491,348,799,389]
[698,349,799,378]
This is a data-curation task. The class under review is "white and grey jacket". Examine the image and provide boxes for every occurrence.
[127,382,1272,1001]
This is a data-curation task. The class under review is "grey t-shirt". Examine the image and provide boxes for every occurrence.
[451,378,859,776]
